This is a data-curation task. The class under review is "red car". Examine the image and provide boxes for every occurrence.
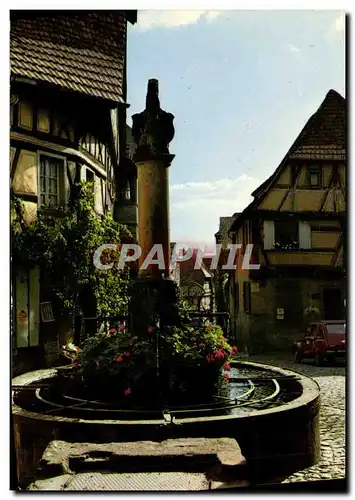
[292,320,346,365]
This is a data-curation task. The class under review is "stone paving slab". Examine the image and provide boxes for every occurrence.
[39,437,246,478]
[64,472,210,491]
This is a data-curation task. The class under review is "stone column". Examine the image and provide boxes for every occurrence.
[129,79,181,335]
[136,155,173,279]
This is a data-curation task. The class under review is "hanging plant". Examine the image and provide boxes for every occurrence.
[11,182,132,318]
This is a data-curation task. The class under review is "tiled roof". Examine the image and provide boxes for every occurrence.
[215,214,239,244]
[10,12,128,102]
[252,89,346,198]
[290,89,345,159]
[229,90,346,233]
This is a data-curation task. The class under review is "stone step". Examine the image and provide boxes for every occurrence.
[29,437,249,491]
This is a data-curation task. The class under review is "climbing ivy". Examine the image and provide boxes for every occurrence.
[11,182,132,318]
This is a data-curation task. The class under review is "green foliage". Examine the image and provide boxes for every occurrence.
[11,182,131,317]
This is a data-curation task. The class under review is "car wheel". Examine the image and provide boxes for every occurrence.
[315,353,324,366]
[327,354,335,365]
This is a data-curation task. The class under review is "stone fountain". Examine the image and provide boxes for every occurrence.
[12,80,321,491]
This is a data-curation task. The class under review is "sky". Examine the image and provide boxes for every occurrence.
[126,10,345,251]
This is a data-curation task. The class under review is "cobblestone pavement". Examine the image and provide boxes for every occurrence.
[248,352,346,483]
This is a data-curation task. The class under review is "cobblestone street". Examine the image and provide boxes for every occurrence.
[249,353,346,483]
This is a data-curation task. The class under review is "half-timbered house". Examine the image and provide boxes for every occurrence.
[225,89,346,352]
[10,10,137,371]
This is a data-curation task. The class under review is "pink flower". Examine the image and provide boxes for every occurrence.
[214,349,225,360]
[147,326,153,333]
[124,352,130,357]
[224,363,231,371]
[115,355,124,363]
[124,388,132,396]
[119,324,126,331]
[206,354,214,363]
[232,345,238,353]
[191,337,196,343]
[199,343,206,349]
[224,373,230,380]
[109,328,117,334]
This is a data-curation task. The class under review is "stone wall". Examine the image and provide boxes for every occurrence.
[236,277,345,353]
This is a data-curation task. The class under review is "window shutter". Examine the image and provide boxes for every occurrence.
[299,221,311,249]
[263,220,275,250]
[15,269,29,348]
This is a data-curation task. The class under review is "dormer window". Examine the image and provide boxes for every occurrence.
[308,166,321,188]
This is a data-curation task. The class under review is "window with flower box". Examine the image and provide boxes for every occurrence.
[274,220,299,250]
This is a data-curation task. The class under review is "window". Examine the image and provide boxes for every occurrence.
[274,220,299,250]
[86,169,94,183]
[243,282,251,313]
[39,154,64,208]
[326,323,346,334]
[123,180,131,200]
[308,167,321,188]
[243,221,250,247]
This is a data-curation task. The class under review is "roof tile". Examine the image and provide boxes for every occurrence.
[10,12,127,102]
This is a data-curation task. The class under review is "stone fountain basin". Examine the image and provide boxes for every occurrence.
[12,360,320,487]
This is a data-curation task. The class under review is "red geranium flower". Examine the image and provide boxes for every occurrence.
[224,363,231,371]
[124,388,132,396]
[147,326,153,333]
[214,349,225,360]
[224,373,230,380]
[119,324,126,331]
[124,351,130,357]
[109,328,117,334]
[232,345,238,353]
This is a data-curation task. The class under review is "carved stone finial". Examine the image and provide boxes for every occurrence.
[146,78,160,110]
[132,79,175,159]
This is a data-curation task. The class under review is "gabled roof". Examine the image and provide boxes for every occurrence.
[215,214,240,242]
[10,11,136,103]
[230,90,346,233]
[252,89,346,198]
[215,213,240,245]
